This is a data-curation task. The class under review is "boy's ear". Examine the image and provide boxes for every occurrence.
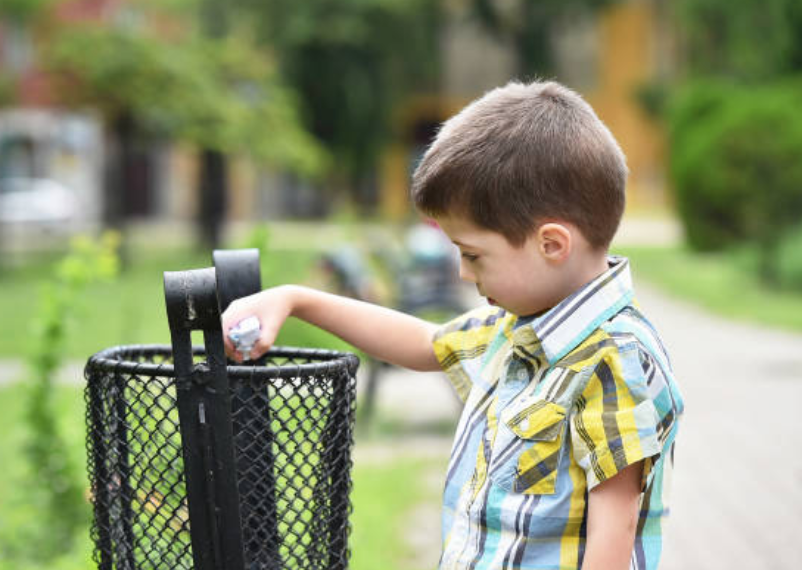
[537,223,572,262]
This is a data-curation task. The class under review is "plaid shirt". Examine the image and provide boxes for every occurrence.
[433,257,683,570]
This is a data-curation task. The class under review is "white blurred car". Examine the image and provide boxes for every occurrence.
[0,177,77,224]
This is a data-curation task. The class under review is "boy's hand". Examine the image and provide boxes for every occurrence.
[222,285,295,362]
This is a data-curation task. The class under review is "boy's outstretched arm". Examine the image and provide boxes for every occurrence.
[582,460,644,570]
[221,285,441,372]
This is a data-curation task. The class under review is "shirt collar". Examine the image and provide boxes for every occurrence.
[509,256,634,366]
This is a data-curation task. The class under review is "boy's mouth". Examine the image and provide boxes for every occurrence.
[487,297,497,306]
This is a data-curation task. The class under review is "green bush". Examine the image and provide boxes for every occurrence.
[668,79,802,282]
[776,223,802,290]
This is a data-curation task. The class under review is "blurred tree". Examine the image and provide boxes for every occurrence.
[665,0,802,287]
[669,80,802,284]
[197,0,229,251]
[0,0,53,23]
[233,0,442,211]
[672,0,802,80]
[469,0,618,78]
[40,1,325,251]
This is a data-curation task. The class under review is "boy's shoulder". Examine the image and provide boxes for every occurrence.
[435,305,509,337]
[433,305,513,365]
[552,303,672,383]
[432,305,515,400]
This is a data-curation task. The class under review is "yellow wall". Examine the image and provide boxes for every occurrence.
[379,95,467,220]
[586,0,667,212]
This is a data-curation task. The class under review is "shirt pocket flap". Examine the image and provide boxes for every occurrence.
[502,400,567,441]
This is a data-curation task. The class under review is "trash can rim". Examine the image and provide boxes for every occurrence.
[85,343,360,380]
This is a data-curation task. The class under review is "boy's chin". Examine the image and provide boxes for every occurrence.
[504,301,552,318]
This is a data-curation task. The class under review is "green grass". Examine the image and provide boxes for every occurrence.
[0,383,92,570]
[351,458,442,570]
[0,247,351,360]
[615,245,802,332]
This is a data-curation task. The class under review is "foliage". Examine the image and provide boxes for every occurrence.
[46,24,326,176]
[234,0,442,196]
[671,0,802,80]
[0,0,52,22]
[238,223,273,256]
[774,223,802,290]
[667,79,802,283]
[0,383,94,570]
[10,233,120,563]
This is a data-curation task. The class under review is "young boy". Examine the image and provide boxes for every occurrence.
[222,80,683,570]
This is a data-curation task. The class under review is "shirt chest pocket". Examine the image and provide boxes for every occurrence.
[490,399,567,495]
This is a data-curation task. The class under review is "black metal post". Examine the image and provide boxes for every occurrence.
[164,268,246,570]
[213,248,281,569]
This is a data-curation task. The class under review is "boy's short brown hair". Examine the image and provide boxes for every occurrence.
[411,80,628,249]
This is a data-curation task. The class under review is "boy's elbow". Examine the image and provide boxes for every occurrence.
[407,352,442,372]
[407,328,441,372]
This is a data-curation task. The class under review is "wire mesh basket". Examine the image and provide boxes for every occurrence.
[83,250,359,570]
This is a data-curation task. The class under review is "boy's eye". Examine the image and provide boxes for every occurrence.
[461,252,479,262]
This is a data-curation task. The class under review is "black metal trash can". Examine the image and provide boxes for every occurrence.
[83,251,359,570]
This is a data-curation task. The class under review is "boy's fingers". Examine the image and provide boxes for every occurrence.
[250,335,273,360]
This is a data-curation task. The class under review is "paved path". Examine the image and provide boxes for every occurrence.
[637,285,802,570]
[362,284,802,569]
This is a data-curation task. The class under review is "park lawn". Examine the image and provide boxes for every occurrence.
[351,457,444,570]
[616,245,802,332]
[0,380,440,570]
[0,246,350,360]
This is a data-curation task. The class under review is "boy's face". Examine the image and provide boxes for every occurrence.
[435,215,564,317]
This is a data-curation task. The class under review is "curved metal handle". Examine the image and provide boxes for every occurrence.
[164,267,221,333]
[213,248,262,312]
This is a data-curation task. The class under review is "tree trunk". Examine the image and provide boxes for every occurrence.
[515,3,556,78]
[198,148,228,250]
[104,112,135,268]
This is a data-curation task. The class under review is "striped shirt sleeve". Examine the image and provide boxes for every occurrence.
[569,342,663,490]
[432,306,503,402]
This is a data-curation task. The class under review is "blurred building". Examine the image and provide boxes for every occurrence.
[0,4,108,238]
[380,0,674,220]
[0,0,201,247]
[0,0,673,247]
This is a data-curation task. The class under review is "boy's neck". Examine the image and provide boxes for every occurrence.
[555,250,611,306]
[577,252,611,286]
